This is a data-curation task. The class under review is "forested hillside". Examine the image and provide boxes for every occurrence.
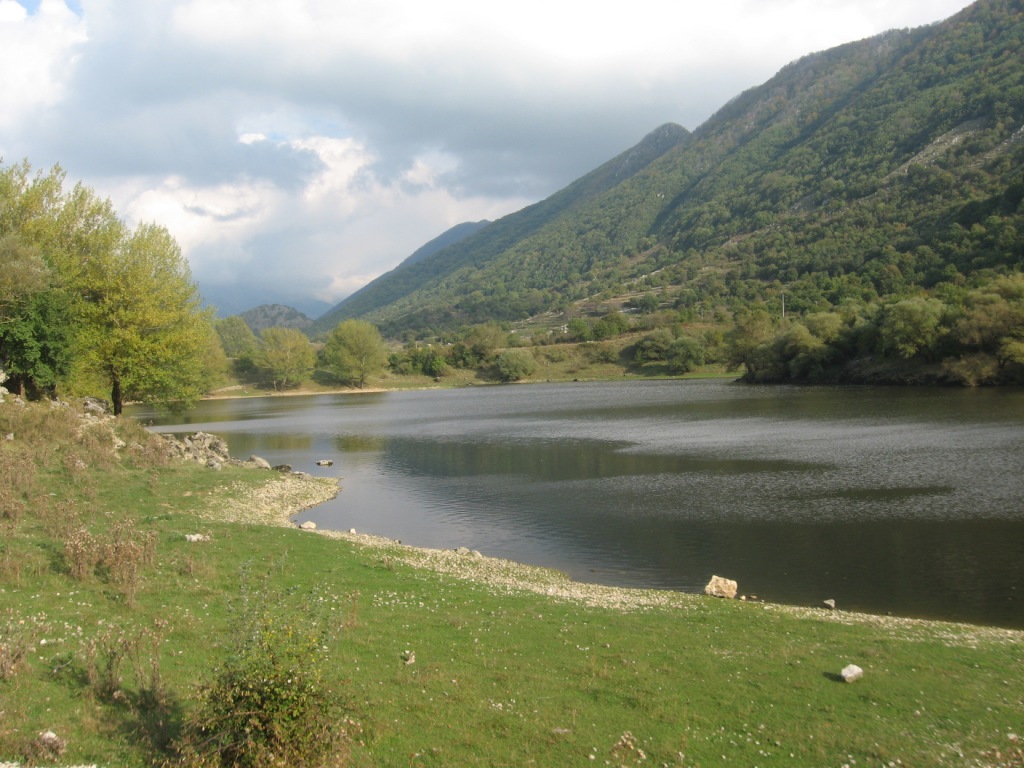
[313,122,691,334]
[325,0,1022,342]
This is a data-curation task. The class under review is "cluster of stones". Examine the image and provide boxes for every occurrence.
[160,431,233,469]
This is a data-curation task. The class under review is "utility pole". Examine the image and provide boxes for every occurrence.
[781,292,786,319]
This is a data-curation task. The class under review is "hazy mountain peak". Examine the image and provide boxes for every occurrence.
[240,304,312,334]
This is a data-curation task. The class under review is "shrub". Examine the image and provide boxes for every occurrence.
[168,580,352,768]
[581,342,619,364]
[495,349,538,382]
[665,336,706,374]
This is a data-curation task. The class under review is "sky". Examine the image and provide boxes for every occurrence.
[0,0,976,317]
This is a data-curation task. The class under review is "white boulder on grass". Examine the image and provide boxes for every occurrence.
[841,664,864,682]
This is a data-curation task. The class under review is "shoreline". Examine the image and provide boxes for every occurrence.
[205,470,1024,645]
[199,371,741,402]
[202,384,395,400]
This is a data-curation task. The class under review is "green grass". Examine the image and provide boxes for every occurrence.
[1,399,1022,767]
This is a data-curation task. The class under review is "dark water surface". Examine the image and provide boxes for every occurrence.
[132,380,1024,628]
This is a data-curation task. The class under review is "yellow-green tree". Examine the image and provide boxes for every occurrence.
[3,160,212,408]
[254,327,315,390]
[74,222,213,414]
[322,319,388,388]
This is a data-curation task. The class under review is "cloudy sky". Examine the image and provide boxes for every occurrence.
[1,0,974,317]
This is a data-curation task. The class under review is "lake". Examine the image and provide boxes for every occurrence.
[132,379,1024,628]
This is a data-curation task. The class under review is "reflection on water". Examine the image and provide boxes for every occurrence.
[131,380,1024,628]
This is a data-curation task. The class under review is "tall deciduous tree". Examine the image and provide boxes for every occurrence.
[74,222,213,414]
[215,315,259,358]
[322,319,388,388]
[879,298,947,361]
[254,327,314,390]
[0,234,50,320]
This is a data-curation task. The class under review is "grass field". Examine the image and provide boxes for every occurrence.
[1,398,1021,767]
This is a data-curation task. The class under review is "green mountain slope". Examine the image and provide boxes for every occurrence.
[310,123,691,334]
[311,220,490,334]
[328,0,1024,337]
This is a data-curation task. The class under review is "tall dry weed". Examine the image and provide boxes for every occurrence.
[64,518,158,606]
[64,526,103,581]
[0,453,36,523]
[81,619,169,704]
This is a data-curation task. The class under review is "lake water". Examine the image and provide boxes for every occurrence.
[132,380,1024,628]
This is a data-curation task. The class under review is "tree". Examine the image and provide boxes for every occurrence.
[214,315,258,358]
[727,308,776,371]
[634,329,675,362]
[665,336,706,374]
[952,276,1024,368]
[630,292,659,314]
[73,222,214,414]
[462,322,508,364]
[0,234,50,321]
[0,290,73,398]
[253,327,315,390]
[494,349,538,382]
[566,317,592,342]
[878,298,947,360]
[592,312,630,340]
[322,319,388,388]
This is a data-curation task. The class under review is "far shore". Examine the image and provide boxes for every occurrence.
[202,383,395,399]
[200,370,739,402]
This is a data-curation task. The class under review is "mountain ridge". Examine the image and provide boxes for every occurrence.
[240,304,312,334]
[313,0,1023,338]
[308,122,691,334]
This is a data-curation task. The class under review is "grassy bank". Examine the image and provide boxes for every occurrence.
[1,399,1022,767]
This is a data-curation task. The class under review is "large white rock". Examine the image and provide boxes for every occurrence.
[841,664,864,682]
[703,575,738,599]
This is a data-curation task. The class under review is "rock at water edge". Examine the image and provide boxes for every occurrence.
[249,455,272,470]
[704,575,738,599]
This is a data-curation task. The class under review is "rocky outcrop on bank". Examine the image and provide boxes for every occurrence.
[156,431,341,523]
[160,431,233,468]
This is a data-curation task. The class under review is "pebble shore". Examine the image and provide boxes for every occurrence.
[203,472,1024,647]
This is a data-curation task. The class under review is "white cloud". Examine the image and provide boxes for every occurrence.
[0,0,976,315]
[0,0,85,135]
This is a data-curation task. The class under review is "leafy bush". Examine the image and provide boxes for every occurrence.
[665,336,706,374]
[580,342,619,364]
[494,349,538,382]
[168,580,352,768]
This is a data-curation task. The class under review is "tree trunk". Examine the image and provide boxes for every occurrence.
[111,372,123,416]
